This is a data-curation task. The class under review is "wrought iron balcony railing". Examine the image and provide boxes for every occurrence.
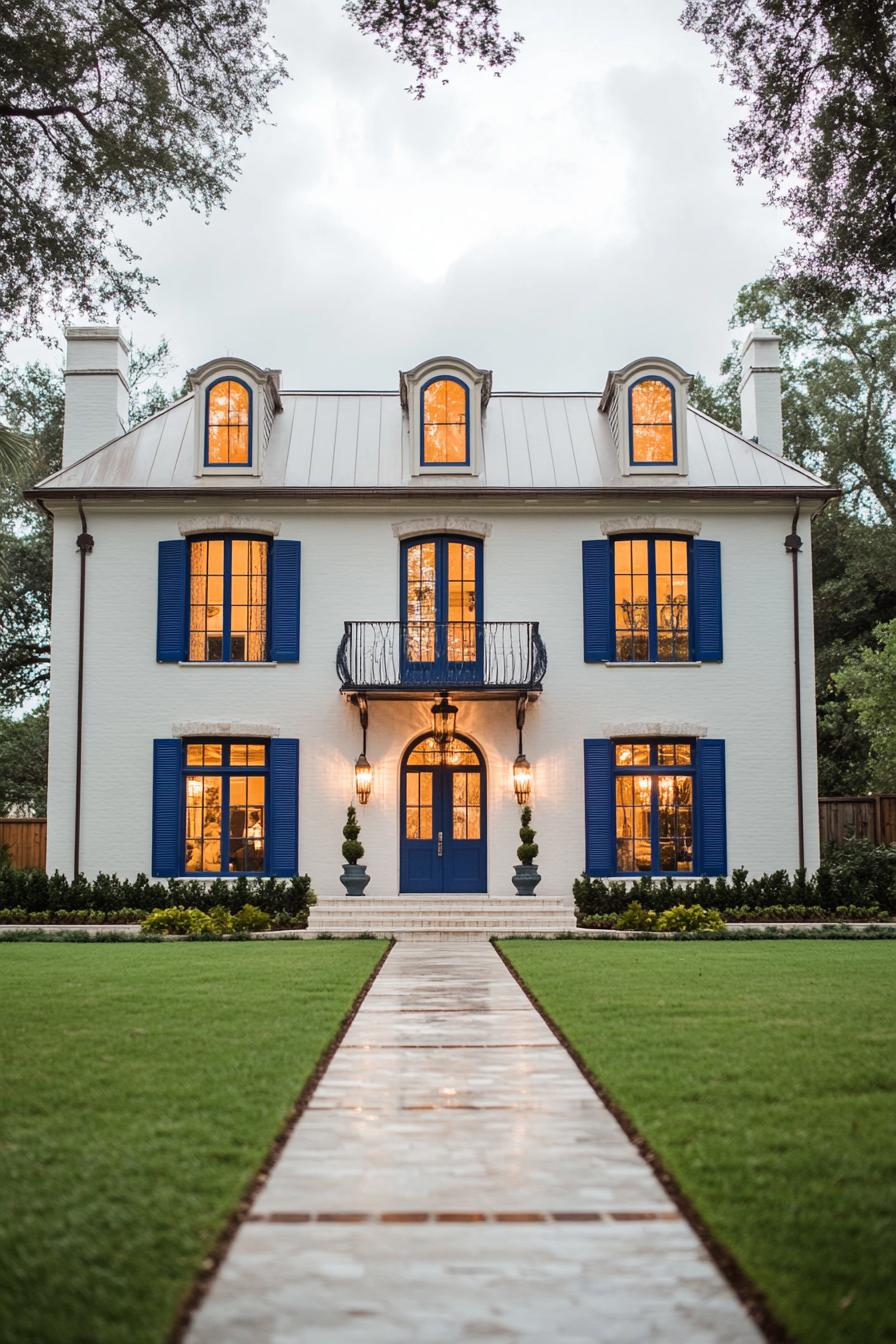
[337,621,547,694]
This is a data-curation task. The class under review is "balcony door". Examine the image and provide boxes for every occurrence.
[400,734,487,893]
[401,536,482,684]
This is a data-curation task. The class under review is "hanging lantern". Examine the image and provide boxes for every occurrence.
[431,695,458,747]
[354,752,373,804]
[513,753,532,805]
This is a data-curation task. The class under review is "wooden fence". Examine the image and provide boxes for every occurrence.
[819,795,896,849]
[0,818,47,870]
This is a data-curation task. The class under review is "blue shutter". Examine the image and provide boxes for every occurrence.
[692,539,723,661]
[152,739,181,877]
[582,540,612,662]
[157,540,188,662]
[268,738,299,876]
[696,738,727,875]
[584,739,615,875]
[270,540,301,662]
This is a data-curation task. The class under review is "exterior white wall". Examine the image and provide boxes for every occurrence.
[44,502,821,892]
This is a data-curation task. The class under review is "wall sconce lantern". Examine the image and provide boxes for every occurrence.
[354,752,373,804]
[431,694,458,747]
[513,753,532,805]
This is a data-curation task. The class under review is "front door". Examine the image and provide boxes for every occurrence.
[400,734,487,892]
[401,536,483,684]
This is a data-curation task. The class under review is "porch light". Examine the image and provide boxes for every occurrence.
[513,753,532,805]
[354,752,373,805]
[431,695,458,747]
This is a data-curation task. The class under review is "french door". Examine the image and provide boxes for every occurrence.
[401,536,482,684]
[400,735,487,893]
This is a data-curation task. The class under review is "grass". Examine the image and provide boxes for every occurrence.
[498,939,896,1344]
[0,940,387,1344]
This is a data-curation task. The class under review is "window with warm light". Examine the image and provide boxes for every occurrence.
[614,740,694,874]
[183,740,267,875]
[421,377,469,465]
[613,536,690,662]
[629,377,676,464]
[205,378,252,466]
[188,535,268,662]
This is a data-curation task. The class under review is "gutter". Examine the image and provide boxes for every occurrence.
[24,484,841,504]
[784,498,805,870]
[74,502,94,876]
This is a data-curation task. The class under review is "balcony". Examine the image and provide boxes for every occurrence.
[337,621,547,698]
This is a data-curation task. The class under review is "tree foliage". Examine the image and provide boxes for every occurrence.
[0,706,48,814]
[681,1,896,300]
[343,0,522,97]
[0,0,286,359]
[834,620,896,791]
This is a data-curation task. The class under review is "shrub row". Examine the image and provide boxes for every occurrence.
[573,839,896,919]
[580,901,725,932]
[141,904,272,935]
[580,901,888,929]
[0,868,316,918]
[0,907,149,925]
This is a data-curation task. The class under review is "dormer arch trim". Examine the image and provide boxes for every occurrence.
[188,355,282,480]
[400,355,491,479]
[600,355,691,479]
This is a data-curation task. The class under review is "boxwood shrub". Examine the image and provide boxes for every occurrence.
[0,869,316,921]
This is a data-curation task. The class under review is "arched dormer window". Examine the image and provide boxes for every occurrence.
[629,376,676,465]
[421,376,469,466]
[206,378,252,467]
[400,356,491,478]
[188,356,282,479]
[600,356,691,477]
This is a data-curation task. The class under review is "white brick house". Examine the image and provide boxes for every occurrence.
[32,326,835,918]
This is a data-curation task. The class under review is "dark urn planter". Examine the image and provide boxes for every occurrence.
[340,863,370,897]
[512,864,541,897]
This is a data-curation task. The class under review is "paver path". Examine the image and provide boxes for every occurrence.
[186,942,762,1342]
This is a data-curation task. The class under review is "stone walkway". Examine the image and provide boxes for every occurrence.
[185,942,762,1342]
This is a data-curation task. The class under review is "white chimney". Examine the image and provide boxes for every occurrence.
[739,325,783,456]
[62,326,130,467]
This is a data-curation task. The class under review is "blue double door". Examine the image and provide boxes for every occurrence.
[401,536,482,685]
[400,735,486,893]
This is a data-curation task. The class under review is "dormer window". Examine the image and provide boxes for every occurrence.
[600,356,691,477]
[629,377,675,465]
[188,356,283,479]
[421,376,469,466]
[206,378,252,467]
[401,356,491,477]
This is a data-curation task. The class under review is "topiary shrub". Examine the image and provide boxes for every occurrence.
[517,806,538,865]
[232,904,271,932]
[656,903,725,932]
[342,805,364,864]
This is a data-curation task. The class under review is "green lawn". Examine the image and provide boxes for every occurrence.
[0,940,387,1344]
[498,940,896,1344]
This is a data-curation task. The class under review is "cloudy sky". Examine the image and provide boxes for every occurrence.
[44,0,792,391]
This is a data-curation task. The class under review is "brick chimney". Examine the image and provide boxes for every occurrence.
[62,326,130,467]
[739,325,783,456]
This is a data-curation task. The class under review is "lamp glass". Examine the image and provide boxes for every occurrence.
[431,696,458,745]
[513,753,532,805]
[354,752,373,804]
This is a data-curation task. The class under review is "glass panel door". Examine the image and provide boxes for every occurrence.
[401,537,482,684]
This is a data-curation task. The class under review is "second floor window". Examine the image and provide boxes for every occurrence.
[188,536,268,662]
[629,376,675,464]
[614,536,689,662]
[421,377,469,465]
[206,378,251,466]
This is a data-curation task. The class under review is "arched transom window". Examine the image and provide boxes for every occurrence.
[206,378,251,466]
[629,377,676,465]
[421,377,469,465]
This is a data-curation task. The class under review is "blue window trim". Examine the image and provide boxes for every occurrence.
[612,738,696,877]
[611,534,692,662]
[628,375,677,466]
[187,533,271,663]
[204,376,253,469]
[419,375,470,467]
[180,737,270,877]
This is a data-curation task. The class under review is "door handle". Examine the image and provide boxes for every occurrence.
[437,831,443,856]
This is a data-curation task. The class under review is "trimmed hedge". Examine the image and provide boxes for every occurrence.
[0,869,316,920]
[573,838,896,921]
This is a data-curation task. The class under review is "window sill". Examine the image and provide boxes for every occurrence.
[176,661,278,667]
[602,660,703,668]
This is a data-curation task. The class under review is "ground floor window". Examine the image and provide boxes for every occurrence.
[614,740,694,874]
[183,739,267,875]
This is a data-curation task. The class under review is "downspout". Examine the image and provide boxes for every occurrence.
[784,497,804,870]
[74,502,94,877]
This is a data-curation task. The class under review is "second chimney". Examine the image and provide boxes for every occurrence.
[739,325,783,456]
[62,326,130,468]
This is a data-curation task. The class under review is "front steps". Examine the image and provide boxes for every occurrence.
[306,895,576,941]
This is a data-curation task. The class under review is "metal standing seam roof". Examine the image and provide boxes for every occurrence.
[33,391,833,495]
